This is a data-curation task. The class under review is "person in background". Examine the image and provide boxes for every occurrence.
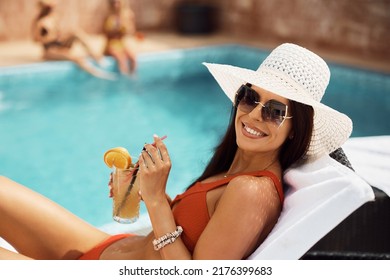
[103,0,139,75]
[0,43,352,260]
[32,0,116,80]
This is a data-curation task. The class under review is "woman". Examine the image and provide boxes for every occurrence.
[32,0,115,80]
[103,0,138,75]
[0,43,352,260]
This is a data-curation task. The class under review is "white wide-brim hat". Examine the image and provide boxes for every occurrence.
[204,43,353,158]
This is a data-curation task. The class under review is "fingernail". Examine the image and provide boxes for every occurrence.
[153,134,159,138]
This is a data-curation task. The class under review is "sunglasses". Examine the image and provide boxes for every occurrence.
[235,84,293,127]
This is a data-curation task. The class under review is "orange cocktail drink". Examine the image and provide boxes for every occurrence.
[111,165,140,223]
[104,147,140,223]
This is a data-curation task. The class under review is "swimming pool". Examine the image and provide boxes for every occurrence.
[1,45,389,227]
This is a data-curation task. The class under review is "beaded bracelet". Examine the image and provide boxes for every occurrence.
[152,226,183,251]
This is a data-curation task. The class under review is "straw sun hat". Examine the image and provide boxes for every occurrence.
[203,43,353,158]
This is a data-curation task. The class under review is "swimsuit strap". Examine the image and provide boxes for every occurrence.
[173,170,284,204]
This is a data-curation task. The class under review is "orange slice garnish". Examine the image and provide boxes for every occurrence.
[103,147,132,169]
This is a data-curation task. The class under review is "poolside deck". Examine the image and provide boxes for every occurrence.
[1,32,390,73]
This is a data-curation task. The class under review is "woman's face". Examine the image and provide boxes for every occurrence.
[235,85,292,155]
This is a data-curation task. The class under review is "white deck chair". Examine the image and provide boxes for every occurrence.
[248,154,375,259]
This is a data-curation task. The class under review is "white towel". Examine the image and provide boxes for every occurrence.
[342,135,390,196]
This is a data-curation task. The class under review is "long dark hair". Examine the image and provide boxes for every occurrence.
[187,97,314,189]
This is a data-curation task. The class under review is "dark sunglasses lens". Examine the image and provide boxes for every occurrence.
[237,87,259,113]
[264,100,287,125]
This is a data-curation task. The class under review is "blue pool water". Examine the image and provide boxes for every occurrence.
[1,45,389,227]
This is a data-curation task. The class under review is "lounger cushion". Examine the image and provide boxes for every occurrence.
[248,153,374,260]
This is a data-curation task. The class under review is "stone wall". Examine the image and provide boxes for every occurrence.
[214,0,390,60]
[0,0,389,61]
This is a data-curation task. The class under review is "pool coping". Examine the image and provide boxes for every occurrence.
[1,32,390,73]
[1,43,389,77]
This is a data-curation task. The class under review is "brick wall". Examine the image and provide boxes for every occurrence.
[0,0,389,61]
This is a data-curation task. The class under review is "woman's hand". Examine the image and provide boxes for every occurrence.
[137,135,171,204]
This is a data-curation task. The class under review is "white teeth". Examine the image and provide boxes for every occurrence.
[244,125,264,137]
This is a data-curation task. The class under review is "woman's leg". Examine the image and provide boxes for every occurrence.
[124,43,137,73]
[0,247,32,260]
[0,176,109,259]
[44,49,116,80]
[71,30,103,63]
[112,51,130,75]
[103,43,130,75]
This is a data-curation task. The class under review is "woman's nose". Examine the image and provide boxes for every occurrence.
[248,102,265,121]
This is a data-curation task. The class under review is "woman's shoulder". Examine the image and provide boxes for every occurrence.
[225,173,282,205]
[228,174,276,190]
[212,175,282,227]
[231,169,281,188]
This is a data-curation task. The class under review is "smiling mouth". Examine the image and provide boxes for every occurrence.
[242,123,267,138]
